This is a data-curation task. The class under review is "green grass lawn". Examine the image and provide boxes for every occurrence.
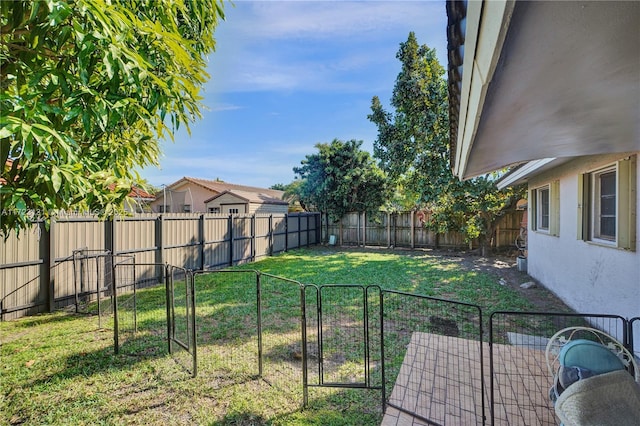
[1,247,538,425]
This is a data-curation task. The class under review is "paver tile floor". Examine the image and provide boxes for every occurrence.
[381,332,557,425]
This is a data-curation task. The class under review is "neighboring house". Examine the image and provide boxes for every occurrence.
[447,0,639,331]
[106,183,156,213]
[150,176,285,213]
[125,186,156,213]
[205,190,289,214]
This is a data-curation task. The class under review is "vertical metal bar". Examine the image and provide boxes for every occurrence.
[489,313,496,426]
[132,259,137,334]
[362,286,369,387]
[284,214,289,252]
[251,215,256,262]
[256,271,263,378]
[96,255,102,328]
[379,290,386,410]
[228,214,234,266]
[190,271,197,378]
[73,250,79,313]
[165,264,172,354]
[199,214,205,271]
[80,250,86,306]
[478,306,486,426]
[300,284,309,408]
[113,256,119,355]
[318,286,324,385]
[268,215,273,256]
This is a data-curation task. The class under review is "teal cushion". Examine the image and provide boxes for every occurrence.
[559,339,625,375]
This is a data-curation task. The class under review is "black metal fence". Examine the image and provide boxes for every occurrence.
[381,291,485,425]
[488,312,629,426]
[88,258,639,425]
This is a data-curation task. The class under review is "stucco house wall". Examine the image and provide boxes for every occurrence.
[150,181,212,213]
[526,152,639,330]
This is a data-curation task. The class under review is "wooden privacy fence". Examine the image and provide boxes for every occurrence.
[325,210,524,250]
[0,212,320,320]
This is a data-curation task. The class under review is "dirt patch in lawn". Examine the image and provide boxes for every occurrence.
[337,245,574,313]
[422,248,573,313]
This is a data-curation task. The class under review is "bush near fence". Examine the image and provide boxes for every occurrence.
[0,212,320,320]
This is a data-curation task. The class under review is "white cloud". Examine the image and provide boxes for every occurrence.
[230,1,444,41]
[207,1,447,93]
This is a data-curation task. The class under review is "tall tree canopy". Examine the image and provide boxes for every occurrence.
[0,0,224,233]
[369,32,523,251]
[293,139,389,221]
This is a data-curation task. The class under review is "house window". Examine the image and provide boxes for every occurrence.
[578,155,636,250]
[229,208,239,214]
[530,181,559,236]
[537,186,550,231]
[592,169,616,241]
[159,205,169,213]
[208,207,220,213]
[183,204,191,213]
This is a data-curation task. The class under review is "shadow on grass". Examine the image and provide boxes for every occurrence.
[2,311,91,329]
[23,332,171,391]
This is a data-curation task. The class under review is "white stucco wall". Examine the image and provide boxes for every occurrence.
[526,153,640,347]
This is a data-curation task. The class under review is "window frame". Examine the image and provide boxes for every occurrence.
[536,185,550,232]
[530,180,559,236]
[578,155,636,251]
[590,166,616,244]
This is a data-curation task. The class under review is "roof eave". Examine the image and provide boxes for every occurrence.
[450,0,516,180]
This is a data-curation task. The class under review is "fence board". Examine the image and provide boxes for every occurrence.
[1,212,320,319]
[326,210,522,250]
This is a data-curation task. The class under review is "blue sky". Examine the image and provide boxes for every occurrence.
[139,0,448,189]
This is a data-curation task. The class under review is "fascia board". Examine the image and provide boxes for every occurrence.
[497,158,557,190]
[455,0,515,180]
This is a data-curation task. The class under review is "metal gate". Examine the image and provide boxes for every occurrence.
[166,265,197,376]
[304,285,382,394]
[72,249,112,327]
[381,291,485,425]
[302,286,486,426]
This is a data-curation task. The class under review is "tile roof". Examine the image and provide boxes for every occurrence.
[107,183,156,199]
[204,189,288,205]
[169,176,284,200]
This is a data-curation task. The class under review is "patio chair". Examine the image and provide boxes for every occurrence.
[545,326,640,426]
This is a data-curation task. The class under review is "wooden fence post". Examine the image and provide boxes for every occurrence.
[362,212,366,247]
[410,210,415,249]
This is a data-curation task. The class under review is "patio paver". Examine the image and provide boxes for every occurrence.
[381,332,557,425]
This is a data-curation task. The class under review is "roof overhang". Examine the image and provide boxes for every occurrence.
[451,1,640,181]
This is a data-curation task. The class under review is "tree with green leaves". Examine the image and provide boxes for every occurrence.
[293,139,389,222]
[0,0,225,234]
[369,32,523,253]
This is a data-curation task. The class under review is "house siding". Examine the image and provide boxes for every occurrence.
[526,152,640,344]
[206,192,288,215]
[249,203,288,215]
[151,182,218,212]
